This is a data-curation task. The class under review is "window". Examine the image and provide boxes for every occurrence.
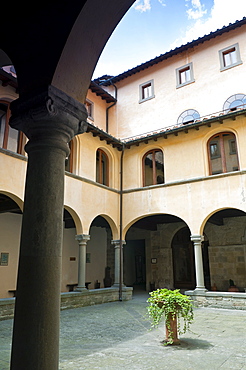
[143,149,164,186]
[0,100,26,154]
[85,99,94,120]
[96,149,109,186]
[178,109,200,125]
[176,63,194,88]
[223,94,246,113]
[219,43,242,71]
[139,79,154,103]
[208,132,239,175]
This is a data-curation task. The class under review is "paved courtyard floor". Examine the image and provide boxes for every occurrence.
[0,290,246,369]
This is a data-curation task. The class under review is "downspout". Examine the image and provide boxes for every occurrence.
[119,143,125,301]
[106,83,117,133]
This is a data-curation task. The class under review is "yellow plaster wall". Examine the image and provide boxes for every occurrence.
[86,90,108,132]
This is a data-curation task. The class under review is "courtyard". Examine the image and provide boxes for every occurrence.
[0,290,246,369]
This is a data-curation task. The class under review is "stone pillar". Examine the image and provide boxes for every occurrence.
[10,85,87,370]
[75,234,90,291]
[111,239,125,287]
[191,235,206,292]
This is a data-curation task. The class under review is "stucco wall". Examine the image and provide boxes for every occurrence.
[108,25,246,139]
[0,213,21,298]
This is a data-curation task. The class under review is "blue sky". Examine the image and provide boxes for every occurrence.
[93,0,246,78]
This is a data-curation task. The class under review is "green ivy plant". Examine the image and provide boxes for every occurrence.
[147,288,194,344]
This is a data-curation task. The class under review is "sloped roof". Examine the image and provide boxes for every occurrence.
[98,17,246,86]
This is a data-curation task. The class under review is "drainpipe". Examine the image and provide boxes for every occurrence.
[106,83,117,133]
[119,143,125,301]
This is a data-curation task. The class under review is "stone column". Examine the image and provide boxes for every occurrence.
[10,85,87,370]
[75,234,90,291]
[111,239,125,287]
[191,235,206,292]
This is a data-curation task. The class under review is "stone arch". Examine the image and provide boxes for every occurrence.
[87,214,117,288]
[0,49,13,67]
[200,206,246,235]
[124,213,190,291]
[63,205,83,235]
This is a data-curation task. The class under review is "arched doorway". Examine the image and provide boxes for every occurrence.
[172,227,195,290]
[204,208,246,291]
[0,193,22,298]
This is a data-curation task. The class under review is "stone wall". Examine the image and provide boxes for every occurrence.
[204,216,246,291]
[186,290,246,310]
[0,287,133,321]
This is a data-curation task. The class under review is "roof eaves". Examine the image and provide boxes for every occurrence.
[101,17,246,85]
[122,108,246,146]
[86,122,123,150]
[89,81,116,103]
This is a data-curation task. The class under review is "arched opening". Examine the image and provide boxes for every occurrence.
[0,193,22,298]
[88,216,114,289]
[61,209,78,292]
[125,214,189,293]
[172,227,195,290]
[203,208,246,292]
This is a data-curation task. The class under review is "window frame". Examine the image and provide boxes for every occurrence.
[142,149,164,187]
[207,132,239,175]
[139,79,155,103]
[177,109,200,125]
[219,43,242,72]
[96,148,109,186]
[176,63,195,88]
[85,99,94,120]
[0,100,26,155]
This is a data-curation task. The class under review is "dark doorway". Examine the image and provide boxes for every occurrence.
[172,227,195,290]
[124,239,146,288]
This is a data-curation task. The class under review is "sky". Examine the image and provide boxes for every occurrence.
[93,0,246,79]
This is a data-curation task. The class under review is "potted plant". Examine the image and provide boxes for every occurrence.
[147,288,194,345]
[228,279,239,292]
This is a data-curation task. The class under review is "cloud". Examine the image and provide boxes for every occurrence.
[186,0,207,20]
[170,0,246,49]
[133,0,151,12]
[158,0,166,7]
[133,0,166,12]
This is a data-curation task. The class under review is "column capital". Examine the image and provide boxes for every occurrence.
[190,235,204,243]
[111,239,126,247]
[10,85,88,155]
[75,234,90,243]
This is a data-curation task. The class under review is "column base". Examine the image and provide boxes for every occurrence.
[75,286,87,292]
[112,283,126,288]
[194,287,207,293]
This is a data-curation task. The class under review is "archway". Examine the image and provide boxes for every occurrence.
[61,209,78,292]
[172,227,195,290]
[125,214,189,293]
[88,216,114,289]
[0,193,22,298]
[203,208,246,292]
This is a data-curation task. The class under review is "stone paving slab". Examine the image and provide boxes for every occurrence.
[0,292,246,369]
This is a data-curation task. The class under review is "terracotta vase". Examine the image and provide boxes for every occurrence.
[228,285,239,292]
[165,312,180,345]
